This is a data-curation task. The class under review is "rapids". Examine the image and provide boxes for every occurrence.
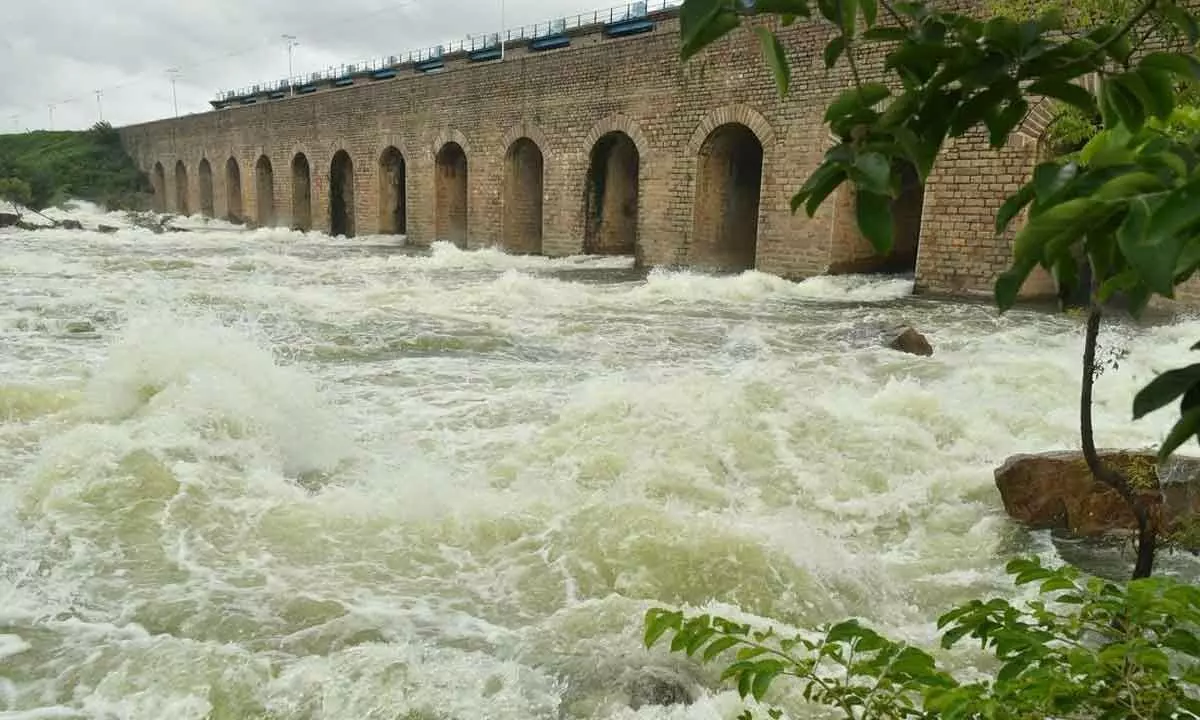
[0,202,1197,719]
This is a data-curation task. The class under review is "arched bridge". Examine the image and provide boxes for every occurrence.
[119,2,1070,299]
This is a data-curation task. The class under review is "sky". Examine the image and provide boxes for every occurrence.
[0,0,639,132]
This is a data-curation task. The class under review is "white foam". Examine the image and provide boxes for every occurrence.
[0,216,1196,719]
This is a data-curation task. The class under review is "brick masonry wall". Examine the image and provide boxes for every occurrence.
[116,6,1120,301]
[118,12,859,281]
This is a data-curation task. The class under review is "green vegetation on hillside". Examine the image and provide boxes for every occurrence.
[0,122,151,211]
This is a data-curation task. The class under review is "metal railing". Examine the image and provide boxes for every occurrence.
[214,0,678,102]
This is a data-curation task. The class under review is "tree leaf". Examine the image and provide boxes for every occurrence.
[824,82,891,122]
[1132,364,1200,420]
[996,182,1035,233]
[860,0,877,27]
[1092,171,1164,203]
[995,261,1036,312]
[1135,67,1177,121]
[1103,78,1145,132]
[753,27,792,96]
[1011,196,1097,264]
[1116,196,1177,296]
[856,188,894,255]
[1113,71,1172,124]
[863,26,908,41]
[751,668,780,700]
[1139,51,1200,80]
[1026,79,1097,117]
[681,4,741,60]
[1159,406,1200,461]
[643,609,682,647]
[702,635,742,662]
[950,83,1014,137]
[752,0,813,14]
[853,152,891,195]
[796,165,847,216]
[824,35,845,69]
[986,98,1029,147]
[839,0,859,38]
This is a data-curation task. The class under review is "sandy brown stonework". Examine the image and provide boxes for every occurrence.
[119,8,1118,301]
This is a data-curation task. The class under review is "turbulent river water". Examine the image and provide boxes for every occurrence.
[1,204,1198,719]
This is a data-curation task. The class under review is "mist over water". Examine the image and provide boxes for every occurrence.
[1,204,1198,719]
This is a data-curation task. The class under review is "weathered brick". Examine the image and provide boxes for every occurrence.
[116,7,1160,304]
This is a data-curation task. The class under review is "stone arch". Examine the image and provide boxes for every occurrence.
[690,122,765,272]
[174,159,190,216]
[291,152,312,231]
[255,154,276,227]
[434,137,469,247]
[582,115,651,259]
[502,136,544,254]
[329,149,356,237]
[1014,72,1101,148]
[198,158,215,217]
[378,146,408,235]
[687,105,776,157]
[152,161,166,212]
[500,121,551,161]
[431,128,471,162]
[583,114,651,164]
[225,157,244,223]
[584,131,640,256]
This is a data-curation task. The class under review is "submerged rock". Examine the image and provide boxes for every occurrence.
[0,212,20,228]
[885,325,933,356]
[627,667,694,709]
[58,219,83,230]
[994,449,1200,547]
[96,224,119,234]
[64,321,95,334]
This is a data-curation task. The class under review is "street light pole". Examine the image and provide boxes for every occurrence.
[95,90,104,123]
[500,0,506,60]
[167,68,180,117]
[283,35,299,95]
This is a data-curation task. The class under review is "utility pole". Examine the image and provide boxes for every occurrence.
[167,68,181,117]
[283,34,299,95]
[500,0,506,60]
[95,90,104,123]
[47,104,55,130]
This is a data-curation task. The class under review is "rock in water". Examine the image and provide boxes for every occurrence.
[994,450,1200,546]
[58,219,83,230]
[0,212,20,228]
[627,667,694,709]
[96,224,119,234]
[885,326,933,356]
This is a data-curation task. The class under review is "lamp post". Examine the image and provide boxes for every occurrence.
[500,0,506,60]
[95,90,104,123]
[283,35,299,95]
[167,68,181,117]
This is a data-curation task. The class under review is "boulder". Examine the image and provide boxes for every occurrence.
[58,219,83,230]
[96,224,119,234]
[885,326,933,356]
[994,450,1200,544]
[0,212,20,228]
